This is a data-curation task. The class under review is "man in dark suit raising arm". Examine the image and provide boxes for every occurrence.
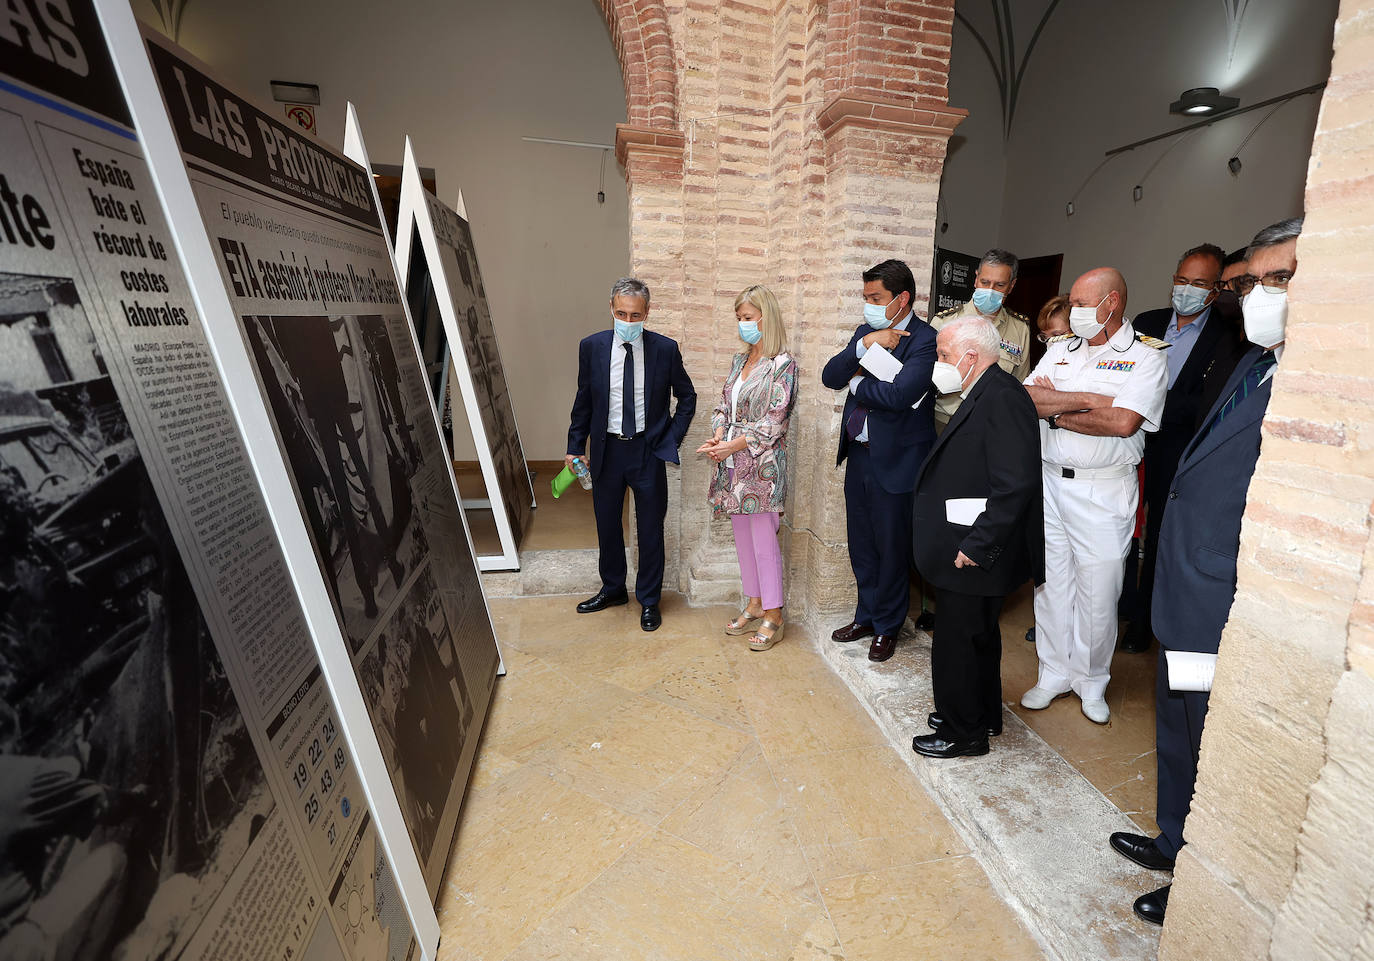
[1109,217,1303,926]
[910,316,1044,758]
[566,278,696,631]
[821,259,937,662]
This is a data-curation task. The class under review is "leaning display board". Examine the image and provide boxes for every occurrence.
[0,5,421,959]
[90,0,504,944]
[390,138,534,571]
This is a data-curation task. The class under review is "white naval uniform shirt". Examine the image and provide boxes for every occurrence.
[1024,320,1168,470]
[607,331,647,435]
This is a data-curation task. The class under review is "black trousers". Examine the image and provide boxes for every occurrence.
[1154,645,1210,858]
[930,587,1005,741]
[592,434,667,606]
[844,444,914,635]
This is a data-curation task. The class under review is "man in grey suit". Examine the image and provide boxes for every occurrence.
[1107,217,1302,926]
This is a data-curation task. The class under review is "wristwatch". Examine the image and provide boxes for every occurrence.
[1048,413,1062,430]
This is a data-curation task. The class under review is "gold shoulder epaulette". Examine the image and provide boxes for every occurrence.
[1005,307,1029,323]
[1136,333,1170,350]
[935,304,963,320]
[1046,332,1075,345]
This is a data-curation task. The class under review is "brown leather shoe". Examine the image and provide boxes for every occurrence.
[831,621,874,643]
[868,634,897,661]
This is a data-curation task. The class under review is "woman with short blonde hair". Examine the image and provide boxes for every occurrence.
[696,284,797,651]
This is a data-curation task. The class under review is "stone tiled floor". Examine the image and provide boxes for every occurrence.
[438,594,1047,961]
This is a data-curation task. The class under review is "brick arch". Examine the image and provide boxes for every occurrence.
[594,0,678,128]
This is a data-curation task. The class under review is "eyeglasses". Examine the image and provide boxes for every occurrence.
[1224,274,1257,296]
[1257,271,1293,294]
[1172,276,1217,291]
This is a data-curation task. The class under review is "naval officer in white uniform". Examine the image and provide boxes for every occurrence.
[1021,267,1167,724]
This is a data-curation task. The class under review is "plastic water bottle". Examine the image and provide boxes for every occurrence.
[572,457,593,490]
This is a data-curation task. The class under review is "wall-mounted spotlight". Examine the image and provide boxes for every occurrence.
[1065,201,1074,217]
[1133,185,1143,202]
[1227,156,1243,175]
[1169,86,1239,116]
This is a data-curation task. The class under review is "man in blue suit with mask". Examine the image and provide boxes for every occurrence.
[1108,217,1302,927]
[566,277,696,631]
[821,259,938,662]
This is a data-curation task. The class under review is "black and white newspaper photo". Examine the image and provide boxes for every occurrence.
[1,6,418,959]
[137,28,501,895]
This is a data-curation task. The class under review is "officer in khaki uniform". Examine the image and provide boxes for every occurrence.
[931,249,1031,432]
[1020,267,1167,726]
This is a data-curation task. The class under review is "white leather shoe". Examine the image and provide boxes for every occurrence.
[1020,686,1067,710]
[1081,698,1110,724]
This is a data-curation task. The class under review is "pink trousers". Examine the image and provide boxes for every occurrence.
[730,511,784,610]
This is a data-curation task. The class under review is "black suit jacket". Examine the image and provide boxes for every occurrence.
[912,365,1044,596]
[566,329,696,480]
[1152,345,1273,653]
[1134,303,1244,504]
[819,317,937,494]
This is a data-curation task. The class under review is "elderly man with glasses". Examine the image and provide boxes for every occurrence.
[1120,244,1245,654]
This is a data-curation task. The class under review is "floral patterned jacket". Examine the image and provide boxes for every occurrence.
[707,351,797,515]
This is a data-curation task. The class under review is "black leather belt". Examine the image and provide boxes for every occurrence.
[608,431,643,441]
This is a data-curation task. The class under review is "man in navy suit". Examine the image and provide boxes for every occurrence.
[1119,244,1243,653]
[1108,217,1302,926]
[566,278,696,631]
[821,259,937,662]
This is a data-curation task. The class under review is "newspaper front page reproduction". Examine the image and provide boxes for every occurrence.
[0,4,415,960]
[135,28,502,898]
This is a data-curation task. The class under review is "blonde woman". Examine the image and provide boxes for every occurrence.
[696,285,798,651]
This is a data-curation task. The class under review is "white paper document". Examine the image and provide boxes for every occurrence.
[859,342,905,382]
[945,497,987,526]
[1165,650,1218,692]
[855,344,927,409]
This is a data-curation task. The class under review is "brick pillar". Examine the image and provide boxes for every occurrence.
[1158,4,1370,958]
[785,2,966,624]
[603,0,963,619]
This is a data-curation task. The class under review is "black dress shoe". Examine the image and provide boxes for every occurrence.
[1119,621,1152,653]
[1109,832,1176,871]
[1024,626,1035,642]
[927,712,1002,737]
[640,605,661,632]
[831,621,874,643]
[912,733,990,758]
[867,634,897,662]
[915,610,936,631]
[576,587,629,614]
[1133,884,1169,925]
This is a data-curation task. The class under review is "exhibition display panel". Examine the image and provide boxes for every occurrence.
[0,3,424,958]
[390,139,535,572]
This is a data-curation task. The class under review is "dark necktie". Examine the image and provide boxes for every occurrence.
[621,341,636,437]
[1207,351,1277,436]
[845,401,868,441]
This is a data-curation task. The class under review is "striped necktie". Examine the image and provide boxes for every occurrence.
[1207,351,1277,436]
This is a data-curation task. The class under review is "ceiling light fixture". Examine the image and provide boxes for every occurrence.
[1169,86,1239,117]
[270,80,320,105]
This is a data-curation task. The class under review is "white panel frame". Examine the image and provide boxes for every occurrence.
[92,5,440,954]
[391,138,528,571]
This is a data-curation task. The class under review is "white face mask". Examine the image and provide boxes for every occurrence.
[1069,292,1112,341]
[931,351,972,394]
[1242,284,1288,349]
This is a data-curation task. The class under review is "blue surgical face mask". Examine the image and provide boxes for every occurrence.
[971,287,1004,315]
[1171,284,1212,317]
[738,320,762,344]
[863,301,894,329]
[614,317,643,342]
